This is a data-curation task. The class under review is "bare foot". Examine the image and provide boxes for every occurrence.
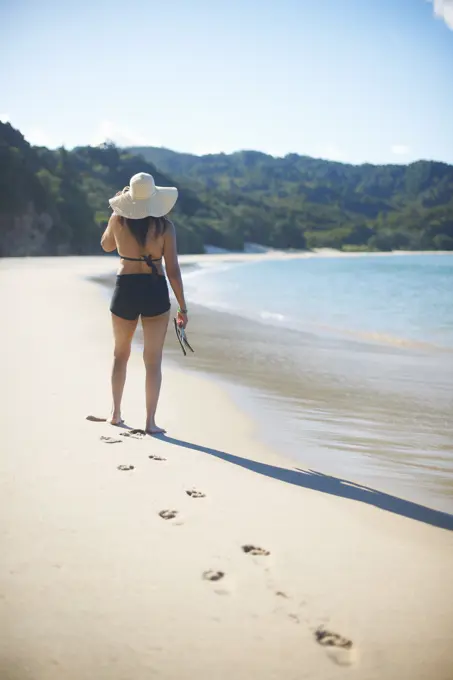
[108,413,124,426]
[145,425,166,435]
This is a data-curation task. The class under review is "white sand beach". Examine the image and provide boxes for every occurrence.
[1,256,453,680]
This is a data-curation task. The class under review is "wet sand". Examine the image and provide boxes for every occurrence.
[94,258,453,513]
[164,301,453,513]
[1,256,453,680]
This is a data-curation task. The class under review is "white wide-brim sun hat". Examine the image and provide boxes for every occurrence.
[109,172,178,219]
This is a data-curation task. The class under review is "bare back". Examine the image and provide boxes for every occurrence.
[110,214,166,275]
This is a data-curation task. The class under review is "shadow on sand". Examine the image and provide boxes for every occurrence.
[158,435,453,532]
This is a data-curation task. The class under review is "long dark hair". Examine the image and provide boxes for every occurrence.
[120,216,168,248]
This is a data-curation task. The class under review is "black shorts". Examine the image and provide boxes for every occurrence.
[110,274,171,321]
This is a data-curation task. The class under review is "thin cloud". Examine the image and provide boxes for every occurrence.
[429,0,453,29]
[391,144,410,155]
[92,120,148,147]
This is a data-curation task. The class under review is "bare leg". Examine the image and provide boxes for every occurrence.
[110,314,138,424]
[141,311,170,434]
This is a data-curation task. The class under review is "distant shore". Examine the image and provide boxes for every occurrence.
[178,247,453,265]
[1,248,452,266]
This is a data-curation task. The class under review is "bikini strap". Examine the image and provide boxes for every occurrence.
[142,254,161,276]
[119,255,142,262]
[118,253,161,276]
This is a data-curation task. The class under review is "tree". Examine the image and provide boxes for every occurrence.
[2,121,453,257]
[433,234,453,250]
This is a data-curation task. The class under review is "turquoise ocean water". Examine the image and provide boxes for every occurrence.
[185,254,453,351]
[181,254,453,513]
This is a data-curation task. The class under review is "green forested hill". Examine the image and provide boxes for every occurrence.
[129,146,453,251]
[1,120,452,257]
[0,123,207,255]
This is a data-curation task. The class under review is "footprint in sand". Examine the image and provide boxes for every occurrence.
[315,628,356,666]
[186,489,206,499]
[158,509,178,520]
[202,570,225,582]
[203,570,230,595]
[120,429,147,440]
[117,464,134,471]
[101,436,122,444]
[149,454,167,462]
[242,544,270,556]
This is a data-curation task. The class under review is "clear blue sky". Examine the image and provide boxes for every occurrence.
[1,0,452,164]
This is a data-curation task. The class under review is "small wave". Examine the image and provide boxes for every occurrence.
[355,331,453,353]
[183,260,248,279]
[185,296,234,312]
[310,323,453,353]
[184,295,453,353]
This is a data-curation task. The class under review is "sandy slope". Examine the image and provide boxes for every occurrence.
[1,257,452,680]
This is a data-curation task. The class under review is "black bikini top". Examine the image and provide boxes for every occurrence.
[119,254,162,276]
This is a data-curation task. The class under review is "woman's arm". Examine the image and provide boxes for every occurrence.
[100,215,117,252]
[163,220,188,327]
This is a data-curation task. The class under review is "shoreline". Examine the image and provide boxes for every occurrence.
[2,248,452,270]
[179,248,453,265]
[92,257,453,514]
[165,303,453,515]
[1,258,453,679]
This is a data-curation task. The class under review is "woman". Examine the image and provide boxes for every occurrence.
[101,172,188,434]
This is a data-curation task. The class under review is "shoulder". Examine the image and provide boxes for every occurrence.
[163,217,175,235]
[109,213,123,230]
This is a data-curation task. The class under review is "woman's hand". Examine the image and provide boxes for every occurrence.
[114,187,129,197]
[176,309,188,329]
